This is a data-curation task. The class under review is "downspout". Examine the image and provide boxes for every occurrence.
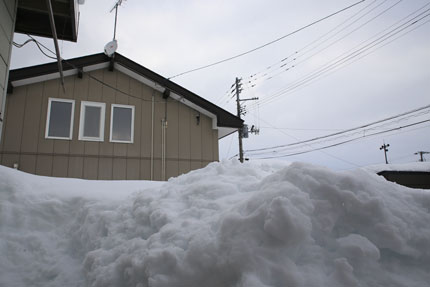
[150,90,155,180]
[161,90,169,181]
[161,100,168,181]
[161,119,165,181]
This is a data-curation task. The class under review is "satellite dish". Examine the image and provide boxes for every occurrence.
[104,40,117,57]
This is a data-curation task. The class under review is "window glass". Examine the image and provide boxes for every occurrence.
[110,105,134,143]
[46,99,74,139]
[79,101,105,141]
[83,106,101,137]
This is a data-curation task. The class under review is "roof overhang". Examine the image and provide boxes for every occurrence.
[15,0,79,42]
[8,53,243,139]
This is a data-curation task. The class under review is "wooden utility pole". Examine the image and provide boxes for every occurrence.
[380,143,390,164]
[235,77,244,163]
[415,151,429,162]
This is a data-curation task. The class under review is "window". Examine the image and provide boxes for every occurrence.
[110,104,134,143]
[79,101,106,141]
[45,98,75,140]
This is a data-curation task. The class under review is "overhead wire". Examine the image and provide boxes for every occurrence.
[245,104,430,153]
[18,35,171,104]
[257,3,430,106]
[254,7,430,108]
[236,110,362,167]
[243,0,386,86]
[14,37,58,60]
[167,0,367,79]
[248,109,430,156]
[250,16,430,110]
[250,119,430,159]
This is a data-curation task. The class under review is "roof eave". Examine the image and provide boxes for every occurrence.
[9,52,243,129]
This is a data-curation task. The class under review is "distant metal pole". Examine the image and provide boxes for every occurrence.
[380,143,390,164]
[235,77,244,163]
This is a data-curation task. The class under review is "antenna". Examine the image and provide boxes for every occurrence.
[110,0,124,40]
[104,0,125,57]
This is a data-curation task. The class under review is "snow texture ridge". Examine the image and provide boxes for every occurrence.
[1,160,430,287]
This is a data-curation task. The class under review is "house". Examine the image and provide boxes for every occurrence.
[377,170,430,189]
[366,162,430,189]
[0,52,243,180]
[1,0,81,141]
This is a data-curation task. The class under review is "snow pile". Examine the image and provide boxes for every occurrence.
[1,161,430,287]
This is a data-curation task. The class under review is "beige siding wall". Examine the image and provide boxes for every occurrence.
[0,68,220,180]
[0,0,17,144]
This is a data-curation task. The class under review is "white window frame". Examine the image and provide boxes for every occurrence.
[45,98,75,140]
[78,101,106,142]
[109,104,135,143]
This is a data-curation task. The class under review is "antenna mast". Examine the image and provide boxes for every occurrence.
[110,0,124,40]
[105,0,125,57]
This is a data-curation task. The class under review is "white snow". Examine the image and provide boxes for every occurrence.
[1,160,430,287]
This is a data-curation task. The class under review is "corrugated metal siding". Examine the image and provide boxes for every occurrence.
[0,0,17,144]
[0,68,220,180]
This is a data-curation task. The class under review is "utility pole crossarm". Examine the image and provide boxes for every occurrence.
[414,151,430,162]
[380,143,390,164]
[239,97,259,102]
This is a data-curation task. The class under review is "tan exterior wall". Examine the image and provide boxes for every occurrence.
[0,68,219,180]
[0,0,17,143]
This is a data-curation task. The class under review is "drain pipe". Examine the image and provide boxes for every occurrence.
[161,89,170,181]
[161,118,166,181]
[150,90,155,180]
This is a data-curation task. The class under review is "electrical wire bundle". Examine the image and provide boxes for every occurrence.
[240,104,430,160]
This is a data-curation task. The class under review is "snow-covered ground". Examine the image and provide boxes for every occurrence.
[1,160,430,287]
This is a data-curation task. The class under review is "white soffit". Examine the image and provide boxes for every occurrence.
[218,127,237,139]
[11,62,110,87]
[11,69,77,87]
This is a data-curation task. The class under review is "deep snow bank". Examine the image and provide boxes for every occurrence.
[1,161,430,287]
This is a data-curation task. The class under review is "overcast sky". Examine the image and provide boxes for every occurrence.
[11,0,430,170]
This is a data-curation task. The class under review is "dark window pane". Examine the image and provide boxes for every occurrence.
[83,106,101,138]
[112,107,132,141]
[48,101,72,138]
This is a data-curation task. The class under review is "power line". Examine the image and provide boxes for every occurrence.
[249,109,430,157]
[242,0,389,86]
[244,0,403,90]
[252,17,430,110]
[250,119,430,159]
[167,0,367,79]
[14,38,58,60]
[255,8,430,107]
[240,110,361,167]
[22,35,170,104]
[246,104,430,153]
[257,4,430,106]
[259,11,430,106]
[259,126,344,132]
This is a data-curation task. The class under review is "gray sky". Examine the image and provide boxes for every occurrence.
[11,0,430,170]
